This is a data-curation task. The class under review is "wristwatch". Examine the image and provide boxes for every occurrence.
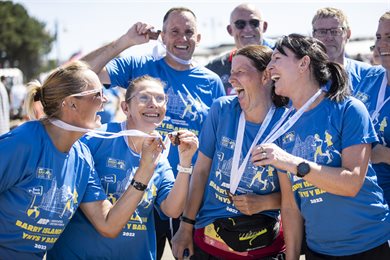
[130,179,147,191]
[296,161,311,178]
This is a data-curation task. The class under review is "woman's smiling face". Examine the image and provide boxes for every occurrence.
[123,79,167,132]
[229,55,266,113]
[66,69,107,129]
[267,47,302,98]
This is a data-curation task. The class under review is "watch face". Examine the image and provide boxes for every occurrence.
[297,162,310,177]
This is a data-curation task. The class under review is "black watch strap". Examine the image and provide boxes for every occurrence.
[131,179,147,191]
[180,215,196,225]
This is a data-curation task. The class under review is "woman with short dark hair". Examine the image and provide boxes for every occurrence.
[257,34,390,259]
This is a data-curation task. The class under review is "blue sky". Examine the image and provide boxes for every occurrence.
[13,0,390,61]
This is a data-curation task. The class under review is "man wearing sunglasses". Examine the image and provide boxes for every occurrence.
[206,3,275,95]
[311,7,382,94]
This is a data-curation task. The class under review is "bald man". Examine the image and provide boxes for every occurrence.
[206,3,275,95]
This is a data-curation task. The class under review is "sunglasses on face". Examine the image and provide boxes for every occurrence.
[313,27,345,37]
[234,19,260,30]
[127,92,168,106]
[69,88,104,104]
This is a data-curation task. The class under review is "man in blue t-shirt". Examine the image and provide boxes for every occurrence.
[206,3,275,95]
[81,7,225,260]
[311,7,374,94]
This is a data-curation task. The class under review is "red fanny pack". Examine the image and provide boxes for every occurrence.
[194,219,285,260]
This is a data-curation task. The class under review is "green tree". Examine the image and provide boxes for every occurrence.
[0,1,55,80]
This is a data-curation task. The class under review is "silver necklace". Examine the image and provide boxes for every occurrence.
[129,137,139,154]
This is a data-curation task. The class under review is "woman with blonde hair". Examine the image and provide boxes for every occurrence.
[0,61,166,259]
[48,75,198,260]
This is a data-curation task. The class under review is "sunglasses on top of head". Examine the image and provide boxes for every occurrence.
[234,19,261,30]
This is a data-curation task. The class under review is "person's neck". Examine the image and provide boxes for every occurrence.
[244,97,273,124]
[291,84,323,111]
[331,54,345,65]
[164,55,193,71]
[386,69,390,83]
[125,121,149,154]
[128,136,144,154]
[44,120,84,153]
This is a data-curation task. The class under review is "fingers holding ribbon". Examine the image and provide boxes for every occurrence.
[141,131,164,165]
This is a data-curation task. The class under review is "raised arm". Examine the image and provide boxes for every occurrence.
[80,135,163,238]
[160,130,199,218]
[171,152,212,260]
[81,22,156,85]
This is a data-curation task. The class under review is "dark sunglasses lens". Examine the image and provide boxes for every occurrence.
[249,19,260,28]
[234,20,246,29]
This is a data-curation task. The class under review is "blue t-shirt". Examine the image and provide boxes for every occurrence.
[262,38,276,49]
[0,121,105,258]
[195,96,286,229]
[353,67,390,204]
[276,97,390,256]
[346,57,375,94]
[106,56,225,176]
[47,122,175,260]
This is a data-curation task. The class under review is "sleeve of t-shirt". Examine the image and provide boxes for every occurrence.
[154,158,175,218]
[106,56,134,88]
[342,98,379,149]
[106,56,146,89]
[199,100,221,159]
[212,75,226,98]
[0,134,32,193]
[154,158,174,206]
[81,167,107,203]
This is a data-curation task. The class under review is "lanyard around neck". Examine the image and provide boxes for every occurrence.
[264,89,323,144]
[230,106,276,194]
[371,73,389,123]
[229,89,322,194]
[50,119,151,139]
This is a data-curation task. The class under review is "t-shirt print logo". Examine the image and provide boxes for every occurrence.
[36,167,53,180]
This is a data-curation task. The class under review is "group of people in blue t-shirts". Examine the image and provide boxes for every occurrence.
[0,4,389,260]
